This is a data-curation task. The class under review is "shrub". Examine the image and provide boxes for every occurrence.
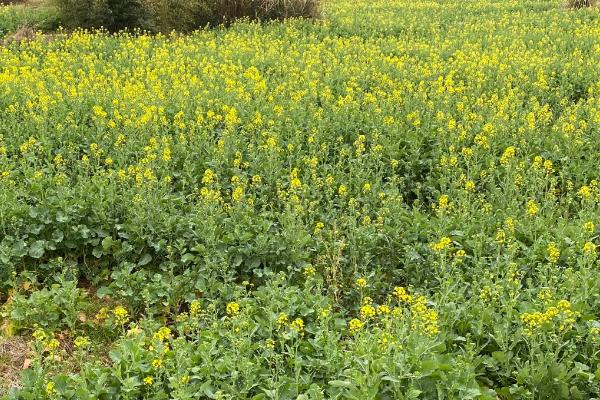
[51,0,147,31]
[143,0,321,32]
[52,0,320,33]
[141,0,211,33]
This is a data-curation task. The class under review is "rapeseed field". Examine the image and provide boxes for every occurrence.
[1,0,600,398]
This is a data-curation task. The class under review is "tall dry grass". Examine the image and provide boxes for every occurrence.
[215,0,321,20]
[566,0,598,8]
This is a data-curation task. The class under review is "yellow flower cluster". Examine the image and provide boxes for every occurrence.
[430,236,453,252]
[226,302,240,316]
[479,285,501,303]
[277,312,288,329]
[348,318,364,334]
[583,221,595,233]
[526,200,539,217]
[583,241,596,256]
[313,222,325,235]
[500,146,516,166]
[520,299,580,336]
[290,318,304,334]
[113,306,129,325]
[408,295,440,337]
[74,336,91,348]
[190,300,201,317]
[393,287,439,336]
[275,312,305,337]
[537,288,553,304]
[432,194,452,215]
[360,302,376,320]
[546,242,560,264]
[153,327,172,341]
[303,265,317,277]
[355,278,367,288]
[46,381,56,395]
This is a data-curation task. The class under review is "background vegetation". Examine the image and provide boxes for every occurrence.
[0,0,320,34]
[0,1,58,37]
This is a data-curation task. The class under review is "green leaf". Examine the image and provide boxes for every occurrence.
[92,247,103,258]
[102,237,114,251]
[328,380,353,388]
[334,318,347,329]
[55,212,69,223]
[406,389,422,399]
[181,253,196,263]
[248,258,261,270]
[232,254,243,267]
[52,229,64,243]
[28,240,46,259]
[138,253,152,266]
[96,286,112,299]
[492,351,508,363]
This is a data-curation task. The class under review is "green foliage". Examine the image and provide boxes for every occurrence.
[141,0,212,32]
[4,274,494,400]
[0,4,59,36]
[1,272,90,333]
[51,0,147,31]
[49,0,320,32]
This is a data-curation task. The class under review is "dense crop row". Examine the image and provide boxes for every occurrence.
[1,0,600,398]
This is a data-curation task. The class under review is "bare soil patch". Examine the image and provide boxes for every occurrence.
[0,336,29,393]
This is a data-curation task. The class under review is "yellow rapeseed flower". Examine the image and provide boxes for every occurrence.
[583,241,596,255]
[290,318,304,334]
[355,278,367,288]
[113,306,129,325]
[546,242,560,264]
[46,381,56,395]
[226,302,240,316]
[348,318,364,334]
[526,200,539,217]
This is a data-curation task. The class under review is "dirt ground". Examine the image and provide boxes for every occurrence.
[0,336,29,393]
